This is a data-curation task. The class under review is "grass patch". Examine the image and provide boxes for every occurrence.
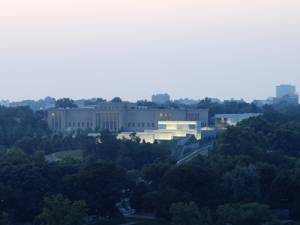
[125,218,170,225]
[54,149,83,161]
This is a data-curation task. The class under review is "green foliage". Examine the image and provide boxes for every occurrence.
[160,161,217,209]
[3,104,300,224]
[54,149,83,161]
[36,194,87,225]
[170,202,211,225]
[196,98,259,118]
[216,203,272,225]
[0,106,49,149]
[0,149,61,222]
[83,131,171,169]
[111,97,122,103]
[143,162,172,189]
[0,212,10,225]
[218,108,300,157]
[55,98,78,108]
[66,162,128,216]
[222,165,261,203]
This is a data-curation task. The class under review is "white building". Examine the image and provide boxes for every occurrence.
[118,121,202,143]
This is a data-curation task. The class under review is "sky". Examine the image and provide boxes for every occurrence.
[0,0,300,102]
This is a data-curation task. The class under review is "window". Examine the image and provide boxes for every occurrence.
[152,123,155,127]
[189,125,196,130]
[159,124,167,130]
[142,122,145,127]
[137,123,140,127]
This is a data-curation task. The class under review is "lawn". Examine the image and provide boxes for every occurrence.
[125,218,170,225]
[54,149,83,161]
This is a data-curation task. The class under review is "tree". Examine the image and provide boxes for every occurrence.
[160,162,217,210]
[216,203,272,225]
[111,97,122,103]
[55,98,77,109]
[36,194,87,225]
[0,106,49,148]
[83,130,120,161]
[67,162,128,216]
[143,162,172,189]
[170,202,211,225]
[0,212,10,225]
[0,150,52,222]
[222,165,261,203]
[111,97,123,103]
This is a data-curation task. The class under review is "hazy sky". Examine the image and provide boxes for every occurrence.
[1,0,300,102]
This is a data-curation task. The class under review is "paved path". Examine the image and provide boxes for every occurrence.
[119,223,137,225]
[45,153,60,163]
[176,144,212,166]
[125,214,156,220]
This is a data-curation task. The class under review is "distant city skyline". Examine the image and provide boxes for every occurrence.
[0,79,299,102]
[1,0,300,102]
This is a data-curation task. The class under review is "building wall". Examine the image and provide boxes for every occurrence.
[276,85,296,98]
[95,102,126,131]
[186,109,209,126]
[124,109,187,132]
[48,108,95,132]
[48,103,209,133]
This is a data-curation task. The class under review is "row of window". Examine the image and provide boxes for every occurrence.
[68,121,93,128]
[159,113,171,118]
[98,106,121,111]
[187,113,202,121]
[98,121,119,130]
[127,122,155,128]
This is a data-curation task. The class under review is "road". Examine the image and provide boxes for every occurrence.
[176,144,212,166]
[45,153,60,163]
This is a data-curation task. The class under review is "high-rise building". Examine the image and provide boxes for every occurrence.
[276,84,299,105]
[276,85,296,98]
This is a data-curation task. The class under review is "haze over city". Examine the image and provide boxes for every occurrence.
[1,0,300,101]
[2,1,300,225]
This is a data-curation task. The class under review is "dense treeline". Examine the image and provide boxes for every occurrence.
[0,106,76,154]
[0,106,49,148]
[137,98,261,119]
[0,149,130,223]
[195,98,260,118]
[131,106,300,224]
[2,105,300,224]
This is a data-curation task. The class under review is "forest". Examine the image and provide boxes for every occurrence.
[0,105,300,225]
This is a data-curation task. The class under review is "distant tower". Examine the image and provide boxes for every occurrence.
[276,84,299,104]
[276,84,296,98]
[152,94,171,104]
